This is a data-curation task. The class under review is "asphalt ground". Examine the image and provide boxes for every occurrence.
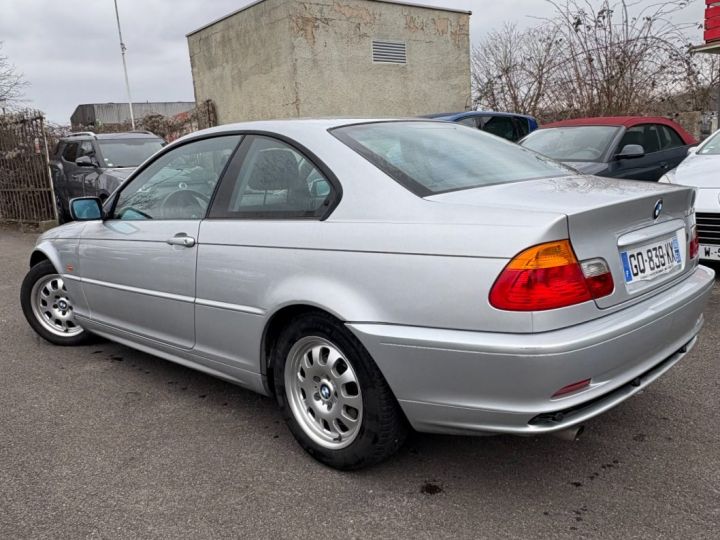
[1,227,718,539]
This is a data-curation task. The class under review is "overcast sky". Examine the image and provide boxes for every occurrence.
[0,0,706,124]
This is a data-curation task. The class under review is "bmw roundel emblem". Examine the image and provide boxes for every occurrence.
[653,199,663,220]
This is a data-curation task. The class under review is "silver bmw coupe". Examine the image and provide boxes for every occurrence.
[21,119,714,469]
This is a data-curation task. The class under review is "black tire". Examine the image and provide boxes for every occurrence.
[20,260,91,346]
[272,311,408,470]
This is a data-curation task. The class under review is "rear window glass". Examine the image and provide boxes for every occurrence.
[332,121,571,196]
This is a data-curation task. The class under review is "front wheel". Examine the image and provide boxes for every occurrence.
[272,312,407,470]
[21,260,90,346]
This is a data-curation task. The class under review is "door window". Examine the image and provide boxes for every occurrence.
[112,135,241,220]
[209,136,333,219]
[62,143,79,162]
[618,125,661,154]
[482,116,516,141]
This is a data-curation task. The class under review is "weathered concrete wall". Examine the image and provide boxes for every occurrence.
[188,0,471,124]
[187,0,296,124]
[289,0,471,118]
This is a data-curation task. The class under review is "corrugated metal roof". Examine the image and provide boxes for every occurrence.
[70,102,196,126]
[186,0,471,37]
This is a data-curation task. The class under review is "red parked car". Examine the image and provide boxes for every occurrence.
[520,116,697,181]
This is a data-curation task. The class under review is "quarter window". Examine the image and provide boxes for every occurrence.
[659,125,684,149]
[209,136,333,219]
[112,135,241,220]
[456,117,478,128]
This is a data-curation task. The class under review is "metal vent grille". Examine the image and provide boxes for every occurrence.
[696,213,720,245]
[372,40,407,64]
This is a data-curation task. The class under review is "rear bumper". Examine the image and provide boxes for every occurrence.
[348,265,715,436]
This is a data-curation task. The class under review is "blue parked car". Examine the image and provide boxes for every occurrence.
[424,111,539,142]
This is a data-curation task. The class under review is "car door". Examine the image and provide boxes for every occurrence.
[609,124,664,181]
[77,135,242,348]
[60,142,83,199]
[193,134,337,372]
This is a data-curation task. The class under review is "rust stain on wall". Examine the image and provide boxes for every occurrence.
[450,18,469,48]
[292,15,323,47]
[404,15,425,33]
[433,17,449,36]
[333,1,375,24]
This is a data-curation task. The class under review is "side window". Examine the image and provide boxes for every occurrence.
[62,143,79,162]
[659,125,685,149]
[209,136,333,219]
[482,116,516,141]
[618,125,660,154]
[513,117,530,139]
[456,117,478,128]
[78,141,95,158]
[113,135,241,221]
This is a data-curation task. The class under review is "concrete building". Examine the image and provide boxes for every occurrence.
[187,0,471,124]
[70,102,196,130]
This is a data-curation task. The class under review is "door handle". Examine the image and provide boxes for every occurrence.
[166,234,196,247]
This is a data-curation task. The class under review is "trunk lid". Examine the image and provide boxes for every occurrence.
[427,175,697,309]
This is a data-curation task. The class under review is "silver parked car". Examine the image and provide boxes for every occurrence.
[21,120,714,469]
[659,128,720,261]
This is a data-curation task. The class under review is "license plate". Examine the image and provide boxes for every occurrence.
[700,244,720,261]
[620,234,682,283]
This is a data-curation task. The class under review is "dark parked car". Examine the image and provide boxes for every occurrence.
[519,116,697,181]
[51,131,165,222]
[423,111,539,142]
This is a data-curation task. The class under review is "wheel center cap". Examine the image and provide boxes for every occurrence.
[319,383,332,400]
[58,300,68,310]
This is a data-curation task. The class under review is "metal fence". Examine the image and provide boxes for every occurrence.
[0,110,55,224]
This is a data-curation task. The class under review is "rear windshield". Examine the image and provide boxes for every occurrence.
[98,138,165,168]
[332,121,570,196]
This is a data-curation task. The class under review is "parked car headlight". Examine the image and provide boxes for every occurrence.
[658,169,676,184]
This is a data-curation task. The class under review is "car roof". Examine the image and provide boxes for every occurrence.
[541,116,697,144]
[423,111,536,121]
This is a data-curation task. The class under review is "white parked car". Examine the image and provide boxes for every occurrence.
[660,129,720,261]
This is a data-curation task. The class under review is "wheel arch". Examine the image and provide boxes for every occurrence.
[260,303,346,397]
[29,246,61,272]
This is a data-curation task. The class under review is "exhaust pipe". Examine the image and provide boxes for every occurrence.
[551,425,585,441]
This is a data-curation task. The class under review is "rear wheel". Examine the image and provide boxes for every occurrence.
[21,260,90,346]
[272,312,407,470]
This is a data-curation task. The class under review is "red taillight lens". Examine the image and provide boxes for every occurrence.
[489,240,614,311]
[689,225,699,260]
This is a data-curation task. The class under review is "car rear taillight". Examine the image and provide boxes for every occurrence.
[489,240,614,311]
[689,225,699,260]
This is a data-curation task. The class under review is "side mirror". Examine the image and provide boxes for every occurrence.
[687,146,698,156]
[310,178,331,198]
[75,155,95,167]
[70,197,103,221]
[617,144,645,159]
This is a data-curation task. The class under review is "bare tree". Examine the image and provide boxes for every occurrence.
[472,0,711,121]
[0,42,27,110]
[472,24,560,117]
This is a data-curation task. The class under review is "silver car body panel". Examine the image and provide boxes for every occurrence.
[29,118,716,435]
